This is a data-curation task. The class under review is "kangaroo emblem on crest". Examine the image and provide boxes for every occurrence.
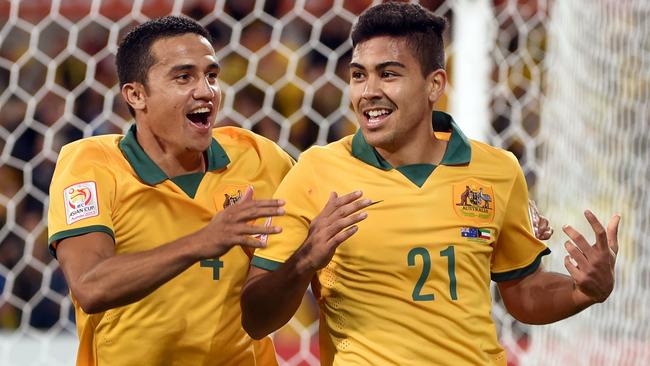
[223,190,243,208]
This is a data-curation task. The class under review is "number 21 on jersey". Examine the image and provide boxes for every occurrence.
[407,246,458,301]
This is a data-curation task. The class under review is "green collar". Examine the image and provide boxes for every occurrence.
[119,124,230,185]
[351,111,471,186]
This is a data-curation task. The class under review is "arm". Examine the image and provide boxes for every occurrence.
[241,191,371,339]
[57,187,284,314]
[498,210,620,324]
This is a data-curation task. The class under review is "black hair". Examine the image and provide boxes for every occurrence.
[351,2,447,75]
[116,16,212,116]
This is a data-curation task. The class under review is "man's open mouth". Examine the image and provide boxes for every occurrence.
[187,107,211,126]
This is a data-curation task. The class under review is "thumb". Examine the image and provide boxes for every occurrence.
[239,186,254,203]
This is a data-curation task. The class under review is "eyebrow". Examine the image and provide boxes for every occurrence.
[349,61,406,70]
[169,62,220,74]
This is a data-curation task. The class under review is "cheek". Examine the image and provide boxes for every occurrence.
[213,86,222,105]
[349,85,363,108]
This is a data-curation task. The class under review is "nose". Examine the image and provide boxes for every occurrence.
[193,76,216,101]
[361,76,382,100]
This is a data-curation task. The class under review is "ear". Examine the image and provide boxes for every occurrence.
[426,69,447,105]
[121,82,147,113]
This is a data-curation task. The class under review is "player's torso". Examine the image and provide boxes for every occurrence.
[88,136,278,366]
[314,148,510,366]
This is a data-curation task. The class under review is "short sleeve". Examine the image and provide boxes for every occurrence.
[490,153,550,282]
[47,140,117,258]
[252,153,322,271]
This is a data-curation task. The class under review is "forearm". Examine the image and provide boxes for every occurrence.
[241,254,315,339]
[68,234,202,313]
[499,270,595,324]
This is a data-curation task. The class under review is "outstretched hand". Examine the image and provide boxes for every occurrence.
[529,199,554,240]
[562,210,620,303]
[296,191,372,271]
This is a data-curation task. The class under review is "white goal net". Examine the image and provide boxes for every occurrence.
[0,1,647,365]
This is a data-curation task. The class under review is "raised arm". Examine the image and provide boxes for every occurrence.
[498,210,620,324]
[57,187,284,314]
[241,191,371,339]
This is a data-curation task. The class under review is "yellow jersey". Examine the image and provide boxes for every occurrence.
[48,125,293,366]
[253,112,550,366]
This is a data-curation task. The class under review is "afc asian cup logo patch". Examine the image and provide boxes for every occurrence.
[64,181,99,225]
[452,180,495,224]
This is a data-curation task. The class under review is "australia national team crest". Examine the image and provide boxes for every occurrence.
[64,181,99,225]
[216,184,249,209]
[452,180,495,224]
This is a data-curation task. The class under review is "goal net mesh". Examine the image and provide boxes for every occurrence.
[0,1,647,365]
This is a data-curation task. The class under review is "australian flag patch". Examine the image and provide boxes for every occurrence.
[461,227,480,238]
[461,227,491,240]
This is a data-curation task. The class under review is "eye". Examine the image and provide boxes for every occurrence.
[175,74,191,82]
[351,71,365,80]
[206,72,219,81]
[381,71,398,78]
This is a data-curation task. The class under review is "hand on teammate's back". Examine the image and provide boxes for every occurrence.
[529,199,554,240]
[191,186,286,259]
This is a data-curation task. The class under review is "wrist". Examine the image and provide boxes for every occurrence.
[572,285,598,309]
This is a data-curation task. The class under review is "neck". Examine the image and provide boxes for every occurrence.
[135,128,205,178]
[376,124,447,168]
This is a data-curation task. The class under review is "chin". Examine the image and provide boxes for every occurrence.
[361,130,387,148]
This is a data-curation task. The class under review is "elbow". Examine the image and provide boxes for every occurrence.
[72,286,111,314]
[505,308,537,325]
[240,295,272,340]
[241,315,270,340]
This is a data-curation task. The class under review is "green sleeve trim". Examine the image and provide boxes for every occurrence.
[48,225,115,259]
[251,256,283,271]
[491,248,551,282]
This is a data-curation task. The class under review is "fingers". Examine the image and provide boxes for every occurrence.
[238,236,268,249]
[583,210,608,252]
[329,225,359,248]
[232,200,286,221]
[529,199,540,225]
[326,211,368,240]
[535,215,553,240]
[562,224,593,257]
[563,255,583,283]
[238,223,282,235]
[322,191,363,218]
[564,240,588,269]
[318,192,341,218]
[607,214,621,255]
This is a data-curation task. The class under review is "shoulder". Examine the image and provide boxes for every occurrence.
[58,135,122,162]
[469,139,521,171]
[298,135,353,164]
[213,126,290,159]
[213,127,294,177]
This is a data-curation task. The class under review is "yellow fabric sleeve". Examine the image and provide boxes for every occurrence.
[47,139,117,255]
[491,152,550,281]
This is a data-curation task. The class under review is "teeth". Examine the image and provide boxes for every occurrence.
[189,107,210,114]
[366,109,390,118]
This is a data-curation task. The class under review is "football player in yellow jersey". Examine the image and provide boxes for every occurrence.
[48,17,292,365]
[241,3,621,365]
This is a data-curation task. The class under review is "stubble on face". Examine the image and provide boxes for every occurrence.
[350,37,433,154]
[141,34,221,155]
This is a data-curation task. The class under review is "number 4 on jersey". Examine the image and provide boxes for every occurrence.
[200,258,224,280]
